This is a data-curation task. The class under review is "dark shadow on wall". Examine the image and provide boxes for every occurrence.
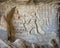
[4,7,16,42]
[0,0,8,2]
[57,4,60,42]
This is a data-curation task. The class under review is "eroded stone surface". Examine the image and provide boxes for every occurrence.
[0,29,8,41]
[0,1,59,44]
[0,39,9,48]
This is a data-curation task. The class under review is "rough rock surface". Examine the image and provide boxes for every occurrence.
[0,39,9,48]
[0,0,59,44]
[0,29,8,41]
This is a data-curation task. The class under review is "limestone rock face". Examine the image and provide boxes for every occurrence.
[13,39,34,48]
[0,0,59,44]
[13,4,58,44]
[0,29,8,41]
[0,39,9,48]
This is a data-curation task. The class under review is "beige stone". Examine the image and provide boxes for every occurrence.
[0,0,59,44]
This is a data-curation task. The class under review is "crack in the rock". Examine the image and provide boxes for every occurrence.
[27,19,31,24]
[29,27,34,34]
